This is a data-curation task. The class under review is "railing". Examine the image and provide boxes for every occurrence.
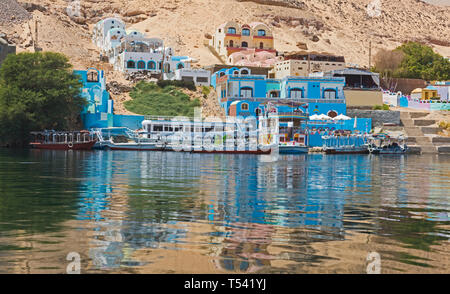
[225,97,345,104]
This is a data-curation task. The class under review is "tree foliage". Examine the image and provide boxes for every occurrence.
[373,42,450,81]
[0,52,85,146]
[125,81,201,117]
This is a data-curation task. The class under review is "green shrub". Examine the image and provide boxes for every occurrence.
[202,86,211,98]
[156,79,196,91]
[373,104,390,110]
[125,81,201,117]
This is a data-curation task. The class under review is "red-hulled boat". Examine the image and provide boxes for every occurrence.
[29,130,96,150]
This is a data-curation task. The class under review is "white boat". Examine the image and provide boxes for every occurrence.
[367,134,408,154]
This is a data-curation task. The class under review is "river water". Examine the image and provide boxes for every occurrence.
[0,149,448,273]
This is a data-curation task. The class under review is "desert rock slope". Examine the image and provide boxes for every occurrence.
[1,0,449,115]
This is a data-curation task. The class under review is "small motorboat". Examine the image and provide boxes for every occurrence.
[279,142,308,154]
[29,130,96,150]
[367,133,408,154]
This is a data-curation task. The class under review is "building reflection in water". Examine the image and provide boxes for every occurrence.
[74,151,448,272]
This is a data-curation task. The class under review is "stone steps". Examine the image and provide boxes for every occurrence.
[421,126,443,135]
[413,119,437,127]
[432,137,450,145]
[409,112,429,119]
[400,111,438,154]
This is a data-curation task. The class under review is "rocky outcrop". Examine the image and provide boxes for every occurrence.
[0,0,32,24]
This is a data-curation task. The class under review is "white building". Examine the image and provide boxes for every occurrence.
[93,17,196,77]
[173,68,211,86]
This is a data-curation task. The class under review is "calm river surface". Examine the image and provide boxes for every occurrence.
[0,149,448,273]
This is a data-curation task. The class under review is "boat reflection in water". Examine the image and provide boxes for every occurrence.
[0,150,448,273]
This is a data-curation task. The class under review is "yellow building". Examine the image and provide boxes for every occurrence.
[411,88,440,100]
[210,21,276,62]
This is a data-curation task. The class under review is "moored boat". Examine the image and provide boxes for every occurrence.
[29,131,96,150]
[367,133,408,154]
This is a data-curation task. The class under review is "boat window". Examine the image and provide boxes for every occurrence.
[153,125,163,132]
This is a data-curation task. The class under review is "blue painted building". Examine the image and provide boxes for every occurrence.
[76,68,144,130]
[212,67,347,118]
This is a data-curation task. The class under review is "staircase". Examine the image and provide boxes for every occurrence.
[400,112,438,154]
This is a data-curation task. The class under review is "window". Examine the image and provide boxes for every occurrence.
[290,88,304,99]
[240,69,249,75]
[269,91,278,98]
[242,28,250,36]
[242,41,248,48]
[87,69,99,82]
[257,29,266,36]
[241,103,249,111]
[259,42,264,49]
[177,63,184,69]
[148,61,156,70]
[255,108,262,116]
[327,110,338,118]
[228,27,236,34]
[127,60,136,68]
[196,77,208,83]
[229,40,234,47]
[324,89,337,99]
[137,61,146,69]
[240,87,253,98]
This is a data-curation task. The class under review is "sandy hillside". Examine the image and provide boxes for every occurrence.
[1,0,449,68]
[1,0,449,115]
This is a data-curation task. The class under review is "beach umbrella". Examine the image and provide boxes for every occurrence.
[317,114,332,121]
[333,114,351,121]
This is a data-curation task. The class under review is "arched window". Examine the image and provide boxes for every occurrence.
[240,87,253,98]
[127,60,136,69]
[87,69,99,82]
[259,42,264,49]
[242,28,250,36]
[324,89,337,99]
[219,72,226,77]
[229,40,234,47]
[241,103,249,111]
[242,41,248,48]
[137,61,146,69]
[177,63,184,70]
[327,110,338,118]
[233,71,239,75]
[269,91,278,98]
[257,29,266,36]
[240,69,249,75]
[290,88,304,99]
[148,61,156,70]
[228,27,236,34]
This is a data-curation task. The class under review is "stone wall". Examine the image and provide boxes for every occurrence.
[346,109,401,127]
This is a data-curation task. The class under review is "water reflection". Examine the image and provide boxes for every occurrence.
[0,149,448,273]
